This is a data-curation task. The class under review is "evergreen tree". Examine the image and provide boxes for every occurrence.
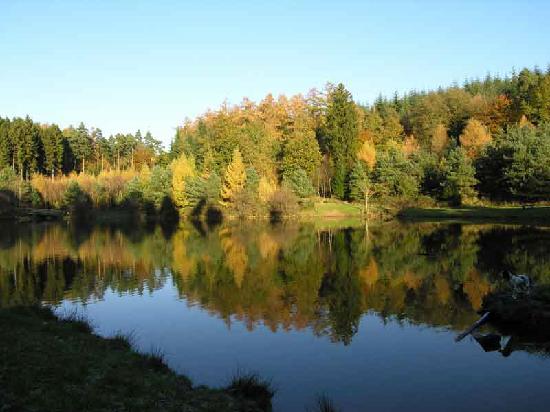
[0,117,12,169]
[144,131,163,155]
[442,148,477,205]
[40,124,64,178]
[282,168,315,198]
[10,116,40,179]
[325,83,360,199]
[68,122,93,172]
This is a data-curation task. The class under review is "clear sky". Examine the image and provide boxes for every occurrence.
[1,0,549,147]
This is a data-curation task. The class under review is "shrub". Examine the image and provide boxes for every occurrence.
[269,187,298,220]
[63,182,93,218]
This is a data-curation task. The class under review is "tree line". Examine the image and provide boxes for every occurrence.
[171,66,550,212]
[0,118,164,179]
[1,66,549,217]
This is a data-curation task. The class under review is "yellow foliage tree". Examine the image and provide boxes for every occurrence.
[402,135,419,156]
[459,119,492,158]
[431,123,449,155]
[258,176,277,203]
[171,154,195,209]
[357,140,376,169]
[220,148,246,206]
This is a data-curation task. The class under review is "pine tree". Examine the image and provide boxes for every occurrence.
[40,124,64,178]
[220,148,246,206]
[0,117,12,169]
[10,117,40,179]
[325,83,359,199]
[69,122,93,172]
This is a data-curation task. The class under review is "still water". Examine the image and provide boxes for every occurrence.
[1,220,549,411]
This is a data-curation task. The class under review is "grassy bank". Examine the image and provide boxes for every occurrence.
[0,306,271,412]
[398,206,550,224]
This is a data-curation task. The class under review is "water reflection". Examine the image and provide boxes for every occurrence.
[1,221,549,347]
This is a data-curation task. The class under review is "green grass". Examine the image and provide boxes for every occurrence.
[302,200,363,218]
[0,306,268,412]
[398,206,550,224]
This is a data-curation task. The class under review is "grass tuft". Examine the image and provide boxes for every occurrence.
[228,371,275,411]
[142,344,168,372]
[108,330,136,351]
[57,307,94,334]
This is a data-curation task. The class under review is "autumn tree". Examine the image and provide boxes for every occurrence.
[459,119,492,158]
[431,123,450,156]
[357,140,376,170]
[171,153,196,209]
[220,148,246,206]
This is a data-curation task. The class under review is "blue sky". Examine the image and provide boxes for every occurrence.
[1,0,549,147]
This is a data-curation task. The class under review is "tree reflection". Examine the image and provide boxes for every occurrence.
[0,221,549,346]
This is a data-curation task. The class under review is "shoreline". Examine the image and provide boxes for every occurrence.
[0,306,272,412]
[2,203,550,226]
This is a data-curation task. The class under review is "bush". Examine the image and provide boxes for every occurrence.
[269,187,299,220]
[63,182,93,218]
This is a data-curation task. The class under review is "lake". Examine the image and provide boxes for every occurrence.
[1,219,549,411]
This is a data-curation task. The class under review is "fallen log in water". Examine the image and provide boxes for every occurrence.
[455,312,491,342]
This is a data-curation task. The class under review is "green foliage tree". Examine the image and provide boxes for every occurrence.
[40,124,65,178]
[441,148,477,205]
[70,122,93,173]
[282,168,315,198]
[325,83,359,199]
[0,118,12,170]
[281,134,322,179]
[348,161,372,215]
[371,146,420,199]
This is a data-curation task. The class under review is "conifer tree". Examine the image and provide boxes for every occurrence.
[171,154,196,209]
[220,148,246,206]
[325,83,359,199]
[40,124,64,178]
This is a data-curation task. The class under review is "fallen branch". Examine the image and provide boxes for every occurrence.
[455,312,491,342]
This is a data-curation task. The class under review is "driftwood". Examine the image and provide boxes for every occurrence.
[455,312,491,342]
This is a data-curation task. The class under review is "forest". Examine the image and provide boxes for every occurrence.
[1,66,549,219]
